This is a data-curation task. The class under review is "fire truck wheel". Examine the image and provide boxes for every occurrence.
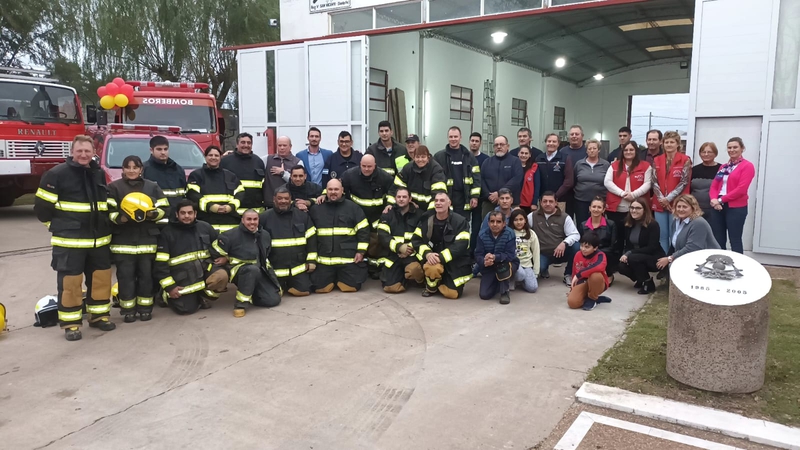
[0,192,16,207]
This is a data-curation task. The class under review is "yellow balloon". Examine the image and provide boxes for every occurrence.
[99,95,115,109]
[114,94,129,108]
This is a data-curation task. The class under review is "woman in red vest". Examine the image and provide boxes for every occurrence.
[518,145,541,215]
[651,131,691,254]
[604,140,651,257]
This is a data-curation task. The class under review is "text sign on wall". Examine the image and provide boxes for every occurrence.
[310,0,351,14]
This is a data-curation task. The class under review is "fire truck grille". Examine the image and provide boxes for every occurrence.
[4,140,71,159]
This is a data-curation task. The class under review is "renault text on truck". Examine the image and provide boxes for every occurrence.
[0,67,85,207]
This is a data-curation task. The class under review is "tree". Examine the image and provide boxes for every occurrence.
[0,1,60,67]
[52,0,280,107]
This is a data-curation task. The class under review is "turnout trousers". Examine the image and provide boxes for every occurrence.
[381,256,424,293]
[231,264,281,309]
[311,261,368,293]
[423,263,468,299]
[52,246,113,329]
[277,272,313,297]
[168,266,228,315]
[114,254,156,315]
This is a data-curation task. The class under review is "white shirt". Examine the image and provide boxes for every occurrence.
[672,217,691,248]
[719,163,738,197]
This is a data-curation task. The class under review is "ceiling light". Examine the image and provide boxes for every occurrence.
[646,43,693,52]
[593,73,604,81]
[619,18,693,32]
[491,32,507,44]
[555,57,566,68]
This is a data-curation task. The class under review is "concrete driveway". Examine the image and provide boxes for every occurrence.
[0,205,647,449]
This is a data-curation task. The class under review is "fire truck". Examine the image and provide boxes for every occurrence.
[88,81,226,151]
[0,67,85,207]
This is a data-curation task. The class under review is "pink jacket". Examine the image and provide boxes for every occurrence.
[709,158,755,208]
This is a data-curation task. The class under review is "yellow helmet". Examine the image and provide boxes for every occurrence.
[121,192,155,222]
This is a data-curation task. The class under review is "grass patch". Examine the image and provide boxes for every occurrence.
[12,194,35,206]
[588,279,800,426]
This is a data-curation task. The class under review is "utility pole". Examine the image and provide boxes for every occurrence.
[648,112,652,130]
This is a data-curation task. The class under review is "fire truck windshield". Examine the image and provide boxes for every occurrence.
[0,81,80,124]
[106,138,206,169]
[124,103,216,133]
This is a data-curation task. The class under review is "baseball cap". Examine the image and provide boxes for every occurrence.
[405,134,420,143]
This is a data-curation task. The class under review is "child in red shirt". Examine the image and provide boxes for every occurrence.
[568,231,612,310]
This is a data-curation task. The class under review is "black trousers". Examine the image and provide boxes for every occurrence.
[381,256,422,287]
[277,271,312,295]
[52,246,112,328]
[231,264,281,309]
[167,266,226,315]
[618,253,660,283]
[606,211,628,257]
[114,253,156,314]
[310,262,368,291]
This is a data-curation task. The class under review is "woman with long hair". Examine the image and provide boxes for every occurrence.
[509,209,539,293]
[657,194,720,272]
[651,131,692,253]
[617,197,664,295]
[518,145,541,215]
[604,140,651,257]
[708,138,755,253]
[580,196,618,284]
[186,145,245,232]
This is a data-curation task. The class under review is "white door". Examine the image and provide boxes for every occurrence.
[237,36,369,156]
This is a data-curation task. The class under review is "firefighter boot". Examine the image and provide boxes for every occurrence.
[89,317,116,331]
[64,327,82,341]
[139,312,152,321]
[438,285,460,300]
[315,283,334,294]
[337,282,358,293]
[287,288,309,297]
[233,308,246,318]
[383,283,406,294]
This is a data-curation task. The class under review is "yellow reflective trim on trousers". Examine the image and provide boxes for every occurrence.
[383,258,394,268]
[317,227,355,236]
[162,188,186,197]
[86,303,110,314]
[200,194,235,211]
[36,187,58,203]
[110,244,157,255]
[456,231,471,241]
[137,296,154,306]
[212,224,237,232]
[235,291,253,303]
[274,263,307,277]
[272,237,306,247]
[160,276,177,288]
[186,183,201,193]
[441,248,453,263]
[305,227,316,238]
[119,299,136,308]
[51,235,111,248]
[204,289,220,298]
[317,256,354,265]
[453,274,472,287]
[156,252,170,262]
[357,242,369,251]
[169,250,211,266]
[179,281,206,295]
[394,176,407,187]
[55,201,108,212]
[58,310,82,321]
[355,218,369,232]
[240,180,263,189]
[350,195,385,207]
[430,182,447,191]
[212,240,227,256]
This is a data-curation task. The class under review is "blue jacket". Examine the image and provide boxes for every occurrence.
[475,226,519,273]
[480,153,524,204]
[296,148,333,185]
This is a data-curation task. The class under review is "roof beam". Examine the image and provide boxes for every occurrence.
[576,57,687,87]
[599,17,656,62]
[636,6,690,58]
[543,16,630,69]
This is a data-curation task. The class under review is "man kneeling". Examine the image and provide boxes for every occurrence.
[378,188,425,293]
[410,192,472,299]
[475,211,519,304]
[213,210,281,317]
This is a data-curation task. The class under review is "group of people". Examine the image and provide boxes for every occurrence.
[35,121,752,341]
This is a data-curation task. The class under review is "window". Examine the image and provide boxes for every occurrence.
[450,85,473,121]
[331,9,373,34]
[369,68,388,112]
[511,98,527,126]
[376,2,422,28]
[554,106,566,130]
[430,0,481,22]
[485,0,543,15]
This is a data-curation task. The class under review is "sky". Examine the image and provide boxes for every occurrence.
[630,93,690,144]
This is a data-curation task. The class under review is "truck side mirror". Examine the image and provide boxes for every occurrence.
[86,105,97,124]
[218,117,226,136]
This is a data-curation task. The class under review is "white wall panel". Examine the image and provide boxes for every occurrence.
[308,42,352,123]
[238,51,268,128]
[276,46,307,125]
[757,120,800,254]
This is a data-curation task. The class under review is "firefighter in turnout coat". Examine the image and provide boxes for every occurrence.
[34,135,115,341]
[259,186,318,296]
[154,199,229,315]
[377,188,425,293]
[107,155,169,322]
[186,145,245,232]
[212,210,282,317]
[410,192,473,299]
[309,179,370,293]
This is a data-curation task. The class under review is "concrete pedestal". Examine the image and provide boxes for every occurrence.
[666,249,771,394]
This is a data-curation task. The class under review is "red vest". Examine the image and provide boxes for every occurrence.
[652,152,691,212]
[520,163,538,208]
[605,161,651,212]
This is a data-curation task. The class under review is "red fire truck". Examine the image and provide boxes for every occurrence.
[0,67,85,207]
[90,81,226,151]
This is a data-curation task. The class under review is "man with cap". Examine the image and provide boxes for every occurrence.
[405,134,420,160]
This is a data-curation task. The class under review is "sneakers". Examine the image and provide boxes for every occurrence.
[540,269,550,279]
[64,327,82,341]
[564,274,572,286]
[233,308,246,318]
[499,292,510,305]
[124,313,137,323]
[637,278,656,295]
[89,318,116,331]
[139,312,152,322]
[596,295,612,303]
[582,299,597,311]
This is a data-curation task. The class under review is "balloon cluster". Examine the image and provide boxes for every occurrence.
[96,78,135,110]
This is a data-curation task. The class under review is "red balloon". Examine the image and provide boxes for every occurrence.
[105,82,120,97]
[113,77,125,87]
[120,84,134,99]
[97,86,107,98]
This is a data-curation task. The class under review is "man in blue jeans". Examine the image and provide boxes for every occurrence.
[527,192,580,285]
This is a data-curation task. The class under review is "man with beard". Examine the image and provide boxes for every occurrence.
[284,165,322,212]
[220,132,266,213]
[509,127,543,160]
[433,126,481,221]
[377,188,425,293]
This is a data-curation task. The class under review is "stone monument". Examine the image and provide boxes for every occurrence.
[666,249,771,393]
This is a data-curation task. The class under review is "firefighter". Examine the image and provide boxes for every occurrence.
[377,187,425,293]
[392,145,447,210]
[107,155,168,322]
[212,210,281,317]
[340,154,393,278]
[259,186,317,296]
[34,135,115,341]
[154,199,229,315]
[366,120,409,176]
[410,192,473,299]
[309,179,370,293]
[220,132,266,214]
[433,126,481,221]
[143,135,187,218]
[186,145,244,232]
[285,165,322,212]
